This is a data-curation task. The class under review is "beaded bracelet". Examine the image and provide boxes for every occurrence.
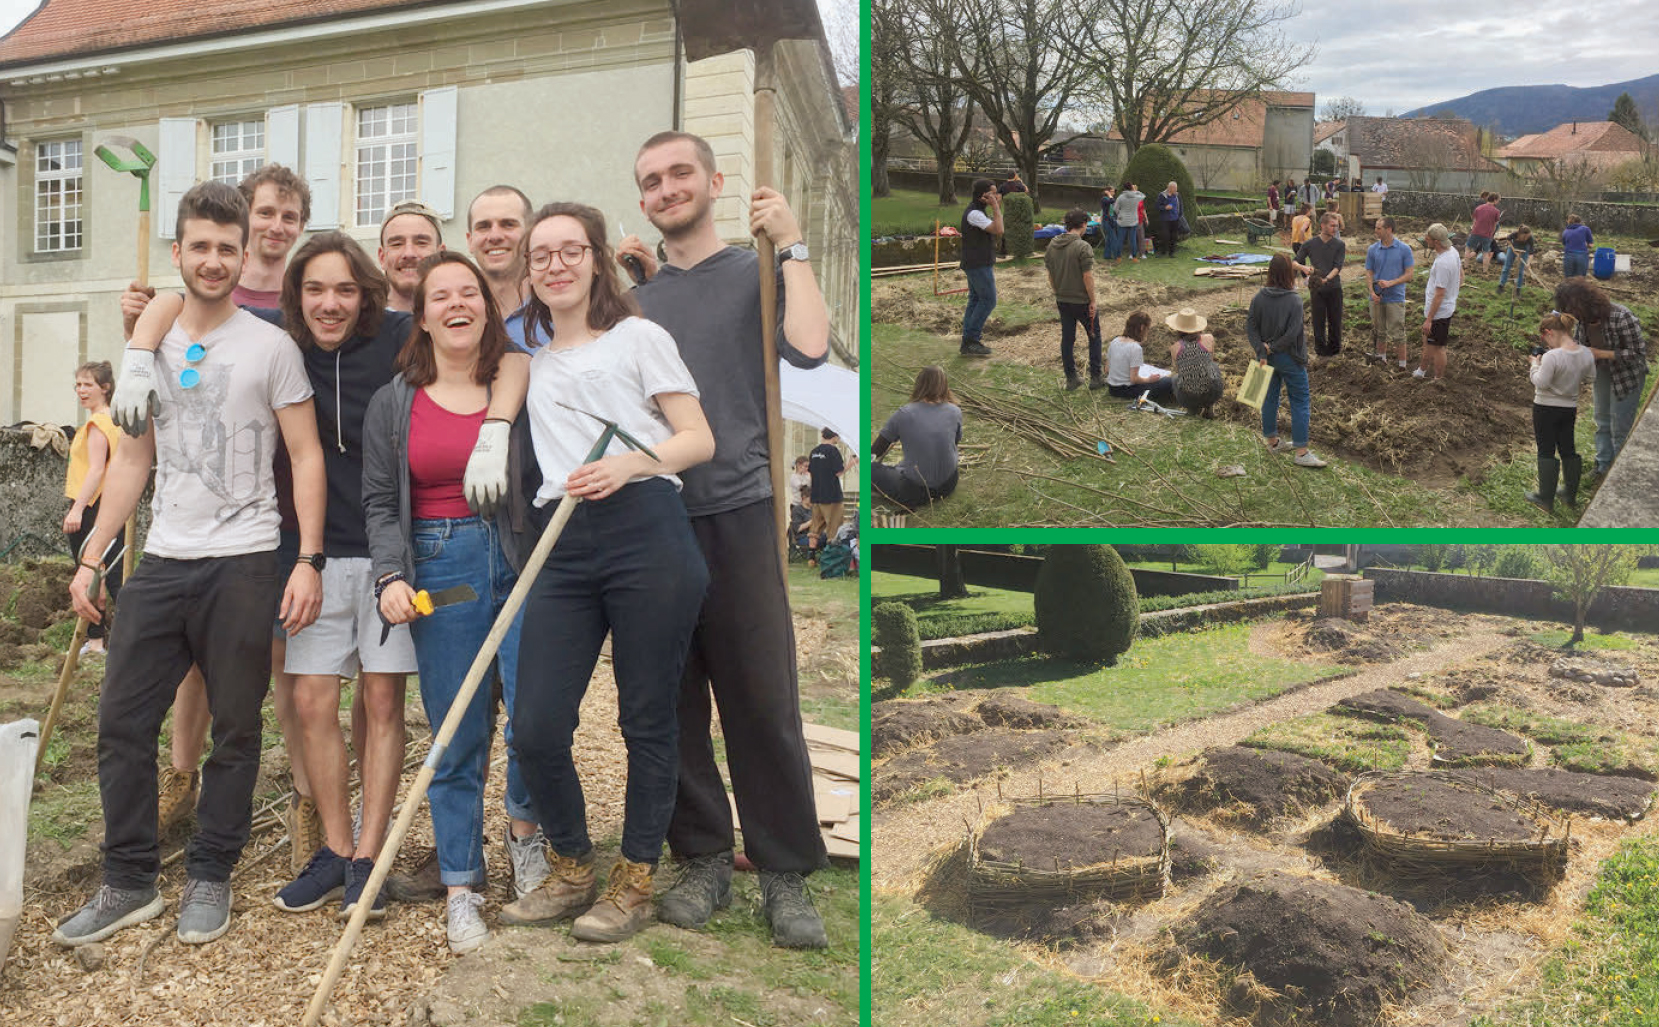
[373,572,406,601]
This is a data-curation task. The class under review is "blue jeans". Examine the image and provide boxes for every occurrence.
[961,265,997,343]
[1262,352,1311,449]
[1592,368,1647,472]
[1563,251,1589,278]
[1498,250,1530,294]
[514,478,709,864]
[1101,218,1121,259]
[409,515,530,887]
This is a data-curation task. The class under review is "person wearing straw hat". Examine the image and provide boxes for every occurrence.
[1248,254,1328,468]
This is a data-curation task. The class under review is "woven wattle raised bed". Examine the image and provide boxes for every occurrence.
[1343,770,1570,878]
[966,784,1171,910]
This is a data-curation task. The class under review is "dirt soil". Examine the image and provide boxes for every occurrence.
[1335,688,1532,765]
[1277,604,1468,664]
[873,728,1080,804]
[1158,746,1348,824]
[1448,766,1656,820]
[974,694,1081,731]
[871,695,984,756]
[977,802,1163,869]
[1357,772,1545,842]
[1174,870,1446,1027]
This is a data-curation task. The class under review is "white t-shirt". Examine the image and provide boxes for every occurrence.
[527,316,700,506]
[1373,182,1388,194]
[965,209,993,230]
[1424,247,1462,319]
[1106,337,1145,387]
[147,308,312,559]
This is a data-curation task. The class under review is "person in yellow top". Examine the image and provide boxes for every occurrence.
[63,361,122,655]
[1289,202,1314,247]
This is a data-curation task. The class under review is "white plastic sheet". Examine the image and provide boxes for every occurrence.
[0,719,40,969]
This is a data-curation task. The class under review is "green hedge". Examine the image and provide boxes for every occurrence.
[900,581,1322,641]
[1138,581,1320,613]
[1003,192,1035,259]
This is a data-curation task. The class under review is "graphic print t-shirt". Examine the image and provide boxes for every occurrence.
[146,308,313,558]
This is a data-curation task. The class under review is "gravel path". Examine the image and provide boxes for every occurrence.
[872,627,1515,892]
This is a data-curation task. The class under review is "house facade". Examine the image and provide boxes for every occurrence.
[1097,91,1316,192]
[1339,115,1508,194]
[0,0,857,439]
[1496,120,1647,176]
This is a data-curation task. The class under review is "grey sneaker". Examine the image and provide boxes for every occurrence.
[506,826,551,900]
[1293,450,1328,469]
[446,891,489,954]
[655,851,733,929]
[759,871,828,949]
[51,885,165,947]
[177,879,232,945]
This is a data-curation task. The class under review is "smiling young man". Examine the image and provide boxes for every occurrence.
[466,185,532,320]
[617,130,832,949]
[234,164,310,307]
[56,181,326,949]
[379,201,446,313]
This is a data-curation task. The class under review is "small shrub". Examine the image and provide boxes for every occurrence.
[1003,192,1035,260]
[1120,144,1195,219]
[1493,545,1543,580]
[872,602,923,687]
[1034,545,1139,664]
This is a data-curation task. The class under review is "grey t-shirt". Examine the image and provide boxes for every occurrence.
[1531,345,1596,408]
[878,401,961,489]
[633,246,826,517]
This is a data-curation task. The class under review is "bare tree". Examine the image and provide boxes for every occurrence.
[1076,0,1313,158]
[1542,545,1634,646]
[1320,96,1365,123]
[876,0,978,204]
[1522,156,1605,225]
[869,0,903,197]
[921,0,1102,211]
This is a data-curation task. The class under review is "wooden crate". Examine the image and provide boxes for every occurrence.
[1320,577,1374,622]
[1337,191,1384,228]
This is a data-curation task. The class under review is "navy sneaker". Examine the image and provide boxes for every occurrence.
[341,857,388,921]
[273,846,348,912]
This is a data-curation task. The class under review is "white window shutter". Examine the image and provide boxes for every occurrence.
[157,117,198,239]
[304,102,344,229]
[267,105,300,169]
[420,85,458,220]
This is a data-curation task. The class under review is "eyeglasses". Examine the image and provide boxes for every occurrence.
[179,342,206,389]
[528,244,592,272]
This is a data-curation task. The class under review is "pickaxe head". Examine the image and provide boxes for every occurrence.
[93,135,157,211]
[557,402,662,463]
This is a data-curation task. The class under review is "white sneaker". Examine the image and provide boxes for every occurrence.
[446,891,488,954]
[505,826,550,899]
[1396,359,1408,369]
[1294,450,1329,469]
[1411,367,1426,378]
[1264,437,1291,454]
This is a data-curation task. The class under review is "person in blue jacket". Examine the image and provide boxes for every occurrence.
[1153,181,1182,258]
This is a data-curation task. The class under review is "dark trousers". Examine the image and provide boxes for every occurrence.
[1057,302,1102,378]
[513,478,707,865]
[872,464,958,512]
[1533,403,1579,459]
[98,551,279,888]
[65,498,124,640]
[1109,378,1176,402]
[1155,218,1178,256]
[1310,286,1344,356]
[668,498,828,874]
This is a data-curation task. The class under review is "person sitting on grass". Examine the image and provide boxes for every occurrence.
[1525,311,1596,513]
[1498,225,1534,297]
[871,364,961,512]
[1248,254,1327,468]
[1170,325,1224,419]
[1105,310,1175,402]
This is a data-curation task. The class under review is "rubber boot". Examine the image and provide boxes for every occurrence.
[1558,453,1583,507]
[1525,457,1558,513]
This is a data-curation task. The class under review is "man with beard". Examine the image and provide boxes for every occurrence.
[616,130,831,948]
[379,200,445,312]
[56,181,325,948]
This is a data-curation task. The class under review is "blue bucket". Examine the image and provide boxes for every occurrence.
[1593,247,1616,280]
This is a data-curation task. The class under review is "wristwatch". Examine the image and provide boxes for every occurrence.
[297,553,327,572]
[778,241,810,263]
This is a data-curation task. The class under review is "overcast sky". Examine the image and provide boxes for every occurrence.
[1288,1,1659,115]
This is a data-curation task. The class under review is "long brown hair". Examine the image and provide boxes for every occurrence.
[281,231,388,349]
[909,365,955,404]
[1266,253,1296,290]
[396,251,509,388]
[521,202,639,346]
[1122,311,1151,342]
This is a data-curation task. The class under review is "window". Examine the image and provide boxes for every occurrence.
[35,139,83,253]
[354,102,418,226]
[210,120,265,185]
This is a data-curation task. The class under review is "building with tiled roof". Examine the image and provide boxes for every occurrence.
[0,0,857,430]
[1495,121,1646,175]
[1339,115,1507,193]
[1092,90,1316,191]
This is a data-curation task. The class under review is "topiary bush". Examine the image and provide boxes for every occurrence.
[1120,143,1196,222]
[1034,544,1140,664]
[1003,192,1035,260]
[873,602,923,687]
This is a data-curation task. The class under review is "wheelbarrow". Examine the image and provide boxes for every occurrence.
[1243,218,1277,246]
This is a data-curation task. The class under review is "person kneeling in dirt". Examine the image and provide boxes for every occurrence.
[1526,311,1596,512]
[871,365,962,511]
[1248,255,1327,468]
[1106,311,1175,402]
[1169,322,1224,419]
[1044,209,1105,391]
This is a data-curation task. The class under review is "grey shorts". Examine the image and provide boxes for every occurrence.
[283,556,416,677]
[1467,234,1494,255]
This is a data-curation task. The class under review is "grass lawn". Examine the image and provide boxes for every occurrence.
[872,893,1192,1027]
[873,186,1266,245]
[886,622,1348,735]
[1123,559,1327,588]
[1461,703,1659,778]
[1241,712,1415,773]
[869,570,1033,640]
[1473,837,1659,1027]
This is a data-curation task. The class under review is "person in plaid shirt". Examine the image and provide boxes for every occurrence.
[1554,278,1650,475]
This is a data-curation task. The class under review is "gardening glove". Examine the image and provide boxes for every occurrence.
[464,419,510,520]
[111,348,160,437]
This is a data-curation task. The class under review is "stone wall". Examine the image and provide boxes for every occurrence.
[0,429,150,563]
[871,544,1239,595]
[1379,190,1659,237]
[1365,568,1659,633]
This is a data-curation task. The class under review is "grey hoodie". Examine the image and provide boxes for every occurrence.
[1246,286,1309,366]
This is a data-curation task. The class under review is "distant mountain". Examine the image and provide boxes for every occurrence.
[1402,73,1659,137]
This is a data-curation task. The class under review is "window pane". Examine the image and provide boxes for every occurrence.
[354,103,419,227]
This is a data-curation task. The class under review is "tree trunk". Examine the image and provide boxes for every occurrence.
[1020,154,1043,214]
[936,163,958,206]
[1571,608,1587,646]
[873,160,891,198]
[938,545,968,599]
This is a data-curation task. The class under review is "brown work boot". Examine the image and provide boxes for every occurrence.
[498,850,596,926]
[156,767,200,836]
[570,859,655,943]
[385,846,446,903]
[287,792,324,875]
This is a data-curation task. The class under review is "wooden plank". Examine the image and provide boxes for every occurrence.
[830,815,861,845]
[803,722,860,753]
[824,832,860,861]
[810,750,860,781]
[814,784,855,825]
